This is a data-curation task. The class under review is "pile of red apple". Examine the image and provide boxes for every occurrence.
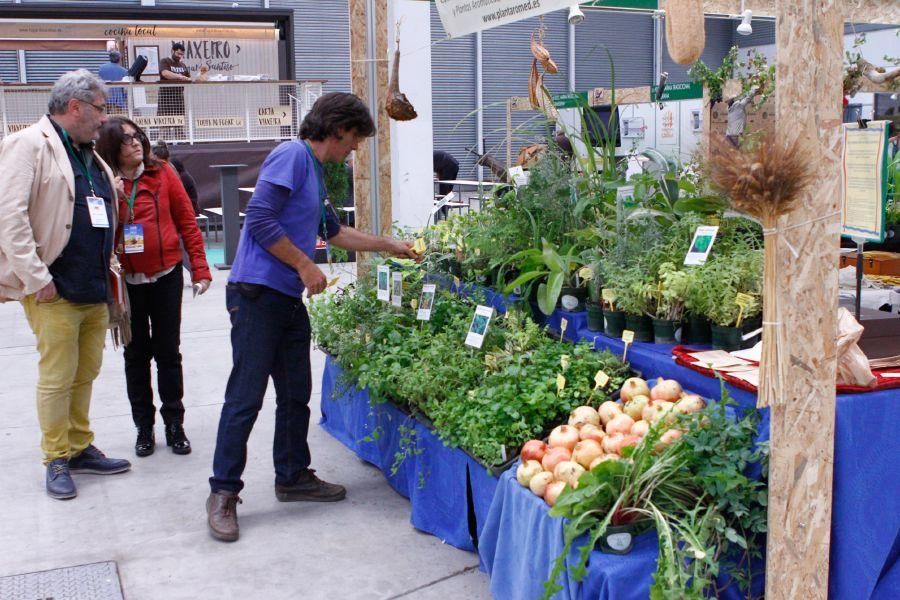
[515,377,706,506]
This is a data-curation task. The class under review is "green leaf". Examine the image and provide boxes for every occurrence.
[537,272,564,315]
[503,269,548,294]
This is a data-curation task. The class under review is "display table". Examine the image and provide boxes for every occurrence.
[319,294,900,599]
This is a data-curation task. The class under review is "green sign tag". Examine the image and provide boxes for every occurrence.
[552,92,588,109]
[651,81,704,102]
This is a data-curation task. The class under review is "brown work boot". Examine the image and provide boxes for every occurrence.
[206,491,241,542]
[275,469,346,502]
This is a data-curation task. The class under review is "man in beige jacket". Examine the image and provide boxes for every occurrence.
[0,70,131,500]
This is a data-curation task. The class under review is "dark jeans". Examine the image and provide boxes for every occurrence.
[209,283,313,493]
[124,266,185,428]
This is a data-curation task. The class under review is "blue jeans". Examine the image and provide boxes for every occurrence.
[210,283,313,493]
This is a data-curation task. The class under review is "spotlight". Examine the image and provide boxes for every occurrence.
[736,9,753,36]
[568,4,585,26]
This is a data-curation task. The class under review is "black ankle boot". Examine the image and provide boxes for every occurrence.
[165,423,191,455]
[135,426,155,457]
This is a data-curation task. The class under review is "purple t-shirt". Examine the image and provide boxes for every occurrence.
[229,140,340,298]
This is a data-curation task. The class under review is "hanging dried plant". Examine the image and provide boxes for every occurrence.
[705,133,816,409]
[385,29,417,122]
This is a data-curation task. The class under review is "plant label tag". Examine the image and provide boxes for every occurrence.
[556,373,567,393]
[376,265,390,302]
[684,225,719,266]
[602,288,617,309]
[500,445,508,462]
[465,305,494,349]
[616,185,635,204]
[734,292,754,327]
[560,318,568,340]
[417,284,437,321]
[622,330,635,344]
[453,276,461,289]
[508,166,529,187]
[391,272,403,307]
[431,191,456,216]
[594,370,610,389]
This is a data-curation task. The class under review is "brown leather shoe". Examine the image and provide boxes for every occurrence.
[206,491,241,542]
[275,469,346,502]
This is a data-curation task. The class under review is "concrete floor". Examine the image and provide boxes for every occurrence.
[0,262,492,600]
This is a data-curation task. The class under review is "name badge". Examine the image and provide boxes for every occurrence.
[123,223,144,254]
[86,196,110,228]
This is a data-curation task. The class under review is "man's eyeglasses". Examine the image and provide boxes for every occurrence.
[79,99,107,114]
[122,133,144,146]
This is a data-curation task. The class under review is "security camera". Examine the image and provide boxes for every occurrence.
[568,4,585,26]
[736,10,753,36]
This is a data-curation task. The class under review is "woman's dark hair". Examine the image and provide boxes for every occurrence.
[153,140,170,161]
[299,92,375,141]
[96,117,159,174]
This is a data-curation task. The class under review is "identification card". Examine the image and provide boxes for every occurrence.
[123,224,144,254]
[684,225,719,266]
[465,305,495,349]
[86,196,110,228]
[417,284,437,321]
[391,272,403,307]
[376,265,390,302]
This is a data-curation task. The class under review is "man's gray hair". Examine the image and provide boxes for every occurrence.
[47,69,107,115]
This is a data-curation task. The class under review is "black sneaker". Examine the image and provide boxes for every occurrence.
[165,423,191,455]
[46,458,77,500]
[275,469,346,502]
[68,445,131,475]
[135,426,155,457]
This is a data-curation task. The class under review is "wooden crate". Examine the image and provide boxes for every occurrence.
[839,251,900,276]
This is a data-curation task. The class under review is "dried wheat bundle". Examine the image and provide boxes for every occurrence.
[706,134,816,409]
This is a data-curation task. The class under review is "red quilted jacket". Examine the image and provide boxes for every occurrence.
[117,162,211,282]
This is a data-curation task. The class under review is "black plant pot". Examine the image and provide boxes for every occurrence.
[624,314,653,342]
[603,309,626,338]
[586,304,604,332]
[711,324,742,351]
[558,286,587,312]
[598,521,651,555]
[682,313,712,345]
[652,318,678,344]
[528,299,549,326]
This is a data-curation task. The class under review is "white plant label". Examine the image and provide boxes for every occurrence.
[465,305,495,349]
[559,317,568,340]
[376,265,390,302]
[432,191,456,216]
[391,272,403,307]
[684,225,719,266]
[417,284,437,321]
[508,166,529,187]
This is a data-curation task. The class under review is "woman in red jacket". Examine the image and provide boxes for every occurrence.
[97,117,211,457]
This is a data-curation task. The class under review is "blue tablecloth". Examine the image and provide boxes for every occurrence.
[320,358,500,552]
[320,283,900,599]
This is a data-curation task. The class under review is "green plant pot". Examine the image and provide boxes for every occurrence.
[603,309,626,338]
[682,313,712,345]
[558,286,587,312]
[652,318,678,344]
[624,314,653,342]
[586,304,604,332]
[711,324,742,351]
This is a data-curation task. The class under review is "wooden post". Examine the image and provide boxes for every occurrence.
[349,0,392,272]
[765,3,843,599]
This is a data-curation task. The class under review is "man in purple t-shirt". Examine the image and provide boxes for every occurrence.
[206,93,418,543]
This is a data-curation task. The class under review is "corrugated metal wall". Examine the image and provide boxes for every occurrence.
[24,50,109,83]
[0,51,18,83]
[430,4,478,178]
[271,0,351,93]
[575,9,654,90]
[663,16,734,83]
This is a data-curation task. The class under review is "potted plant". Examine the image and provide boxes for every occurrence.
[582,260,604,332]
[614,264,654,342]
[503,240,587,316]
[650,262,689,344]
[693,251,763,350]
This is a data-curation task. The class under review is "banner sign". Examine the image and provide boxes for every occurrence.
[435,0,576,38]
[841,121,889,242]
[651,81,704,102]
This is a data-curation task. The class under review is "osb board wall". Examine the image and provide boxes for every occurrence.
[765,1,844,598]
[708,99,776,139]
[684,0,899,23]
[349,0,371,242]
[375,0,393,237]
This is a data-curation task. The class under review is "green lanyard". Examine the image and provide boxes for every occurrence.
[303,141,331,254]
[126,179,140,223]
[60,128,96,196]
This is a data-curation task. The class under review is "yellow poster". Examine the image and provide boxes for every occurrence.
[841,122,887,241]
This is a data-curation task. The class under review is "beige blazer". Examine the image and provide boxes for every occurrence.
[0,115,118,301]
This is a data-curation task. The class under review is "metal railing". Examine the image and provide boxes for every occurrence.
[0,80,324,144]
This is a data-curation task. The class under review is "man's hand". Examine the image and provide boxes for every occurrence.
[35,280,57,302]
[387,239,422,263]
[298,263,327,297]
[192,279,211,297]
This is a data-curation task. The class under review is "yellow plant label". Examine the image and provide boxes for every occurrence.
[622,330,635,344]
[560,354,570,371]
[556,373,567,393]
[412,238,427,254]
[326,277,340,288]
[594,370,610,389]
[602,289,618,303]
[560,318,568,339]
[735,293,754,309]
[454,277,461,288]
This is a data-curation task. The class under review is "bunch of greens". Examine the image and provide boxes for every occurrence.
[543,394,768,600]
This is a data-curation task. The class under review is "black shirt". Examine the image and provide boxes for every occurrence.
[48,118,114,303]
[433,150,459,179]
